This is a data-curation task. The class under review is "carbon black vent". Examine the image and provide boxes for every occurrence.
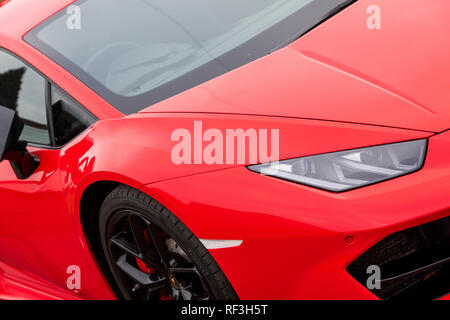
[347,216,450,299]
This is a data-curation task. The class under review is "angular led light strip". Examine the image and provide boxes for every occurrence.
[200,239,243,250]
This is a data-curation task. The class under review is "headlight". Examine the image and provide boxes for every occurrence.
[248,139,427,192]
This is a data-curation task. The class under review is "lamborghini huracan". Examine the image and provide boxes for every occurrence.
[0,0,448,300]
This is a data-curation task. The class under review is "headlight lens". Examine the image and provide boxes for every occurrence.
[248,139,427,192]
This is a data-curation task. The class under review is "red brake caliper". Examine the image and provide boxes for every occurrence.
[135,258,154,275]
[135,230,172,300]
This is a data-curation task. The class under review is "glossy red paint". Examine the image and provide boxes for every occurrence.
[143,0,450,133]
[141,129,450,299]
[0,0,12,9]
[0,0,448,300]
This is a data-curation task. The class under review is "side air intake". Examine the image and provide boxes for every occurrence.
[347,216,450,299]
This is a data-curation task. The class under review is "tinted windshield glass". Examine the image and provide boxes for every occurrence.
[25,0,353,114]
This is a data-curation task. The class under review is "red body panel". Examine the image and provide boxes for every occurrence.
[142,0,450,133]
[0,0,448,300]
[140,129,450,299]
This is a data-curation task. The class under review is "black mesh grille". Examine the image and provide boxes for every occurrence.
[347,216,450,300]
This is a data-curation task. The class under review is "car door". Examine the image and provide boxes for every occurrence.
[0,48,96,287]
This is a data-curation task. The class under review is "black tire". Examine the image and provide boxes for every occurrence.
[99,185,238,300]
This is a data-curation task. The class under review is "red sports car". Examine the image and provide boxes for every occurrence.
[0,0,448,300]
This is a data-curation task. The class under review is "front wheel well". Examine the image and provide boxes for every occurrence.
[79,182,238,300]
[79,181,121,289]
[79,181,121,250]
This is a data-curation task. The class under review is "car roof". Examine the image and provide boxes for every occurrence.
[0,0,73,40]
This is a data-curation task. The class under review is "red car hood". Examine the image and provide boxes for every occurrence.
[140,0,450,133]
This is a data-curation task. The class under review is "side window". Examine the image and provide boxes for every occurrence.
[0,50,50,145]
[50,86,96,146]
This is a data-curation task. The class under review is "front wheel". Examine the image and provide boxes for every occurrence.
[99,185,238,300]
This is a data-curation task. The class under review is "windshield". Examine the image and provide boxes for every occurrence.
[25,0,354,114]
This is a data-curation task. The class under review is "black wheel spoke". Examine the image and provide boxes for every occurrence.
[110,232,141,259]
[147,223,174,271]
[128,215,161,267]
[110,232,159,270]
[170,267,199,275]
[116,255,167,288]
[171,266,209,292]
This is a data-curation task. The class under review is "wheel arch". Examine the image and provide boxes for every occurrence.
[78,180,239,300]
[78,180,127,298]
[79,181,121,251]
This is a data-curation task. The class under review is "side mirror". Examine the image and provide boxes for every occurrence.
[0,105,39,179]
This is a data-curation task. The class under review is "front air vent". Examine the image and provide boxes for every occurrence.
[347,216,450,300]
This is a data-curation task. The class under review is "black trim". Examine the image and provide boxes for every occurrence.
[347,216,450,300]
[9,152,40,180]
[44,81,56,146]
[49,83,97,147]
[0,47,98,150]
